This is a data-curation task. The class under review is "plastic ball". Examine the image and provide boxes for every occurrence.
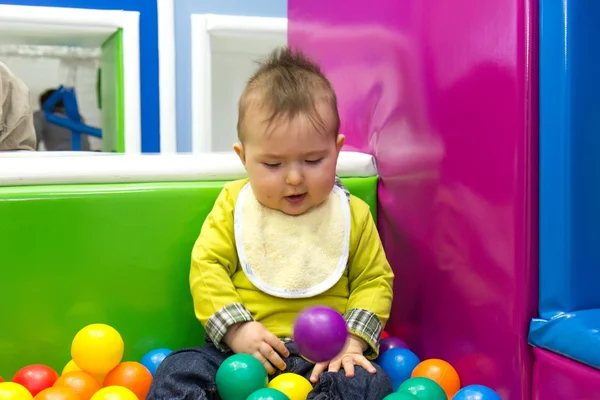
[89,386,137,400]
[60,361,80,376]
[398,377,446,400]
[53,371,101,400]
[293,306,348,363]
[140,348,172,375]
[103,362,152,399]
[452,385,501,400]
[411,358,461,398]
[0,382,33,400]
[246,387,290,400]
[0,378,3,383]
[71,324,124,375]
[378,348,421,390]
[381,331,390,339]
[216,354,268,400]
[33,387,79,400]
[383,393,419,399]
[12,365,59,397]
[379,337,409,356]
[267,373,312,400]
[60,360,105,386]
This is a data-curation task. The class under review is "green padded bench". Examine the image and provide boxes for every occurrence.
[0,151,378,377]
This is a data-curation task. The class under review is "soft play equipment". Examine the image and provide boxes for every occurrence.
[288,0,538,398]
[0,152,377,378]
[527,0,600,398]
[43,86,103,151]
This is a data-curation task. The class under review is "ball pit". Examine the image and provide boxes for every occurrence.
[0,323,170,400]
[2,321,503,400]
[378,335,501,400]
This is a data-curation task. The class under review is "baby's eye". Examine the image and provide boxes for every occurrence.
[263,162,281,168]
[306,159,323,165]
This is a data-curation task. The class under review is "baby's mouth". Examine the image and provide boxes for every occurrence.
[285,194,306,204]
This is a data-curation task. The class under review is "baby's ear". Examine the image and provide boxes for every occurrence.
[336,134,345,153]
[233,142,246,164]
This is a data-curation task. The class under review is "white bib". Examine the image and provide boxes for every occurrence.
[233,183,351,298]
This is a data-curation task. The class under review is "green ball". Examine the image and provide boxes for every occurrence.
[397,377,446,400]
[216,354,268,400]
[383,392,420,399]
[246,388,290,400]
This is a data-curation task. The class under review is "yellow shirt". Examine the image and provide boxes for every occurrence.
[189,179,394,355]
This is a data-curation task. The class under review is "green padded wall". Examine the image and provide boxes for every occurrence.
[100,29,125,153]
[0,177,377,377]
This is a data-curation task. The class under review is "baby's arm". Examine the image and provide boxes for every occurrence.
[189,184,289,373]
[189,185,254,350]
[344,200,394,359]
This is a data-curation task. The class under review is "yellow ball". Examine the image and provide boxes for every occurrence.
[89,386,138,400]
[267,373,313,400]
[0,382,33,400]
[71,323,124,375]
[61,359,106,384]
[62,360,81,375]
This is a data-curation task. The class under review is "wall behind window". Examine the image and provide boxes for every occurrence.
[174,0,287,152]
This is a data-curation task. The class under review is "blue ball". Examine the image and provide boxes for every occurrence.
[377,348,420,390]
[141,348,173,375]
[452,385,501,400]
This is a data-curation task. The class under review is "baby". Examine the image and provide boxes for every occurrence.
[147,46,394,400]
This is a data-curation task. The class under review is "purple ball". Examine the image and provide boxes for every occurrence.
[379,337,409,356]
[293,305,348,363]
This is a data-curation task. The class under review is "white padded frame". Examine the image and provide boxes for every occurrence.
[0,151,377,186]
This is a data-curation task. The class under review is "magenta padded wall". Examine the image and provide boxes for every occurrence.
[288,1,539,398]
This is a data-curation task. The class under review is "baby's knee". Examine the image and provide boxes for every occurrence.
[153,346,218,378]
[355,363,393,389]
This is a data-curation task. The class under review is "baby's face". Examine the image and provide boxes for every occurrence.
[235,103,344,215]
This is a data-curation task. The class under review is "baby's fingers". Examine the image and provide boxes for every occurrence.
[264,332,290,358]
[356,356,376,374]
[310,362,329,383]
[260,342,286,372]
[253,351,276,375]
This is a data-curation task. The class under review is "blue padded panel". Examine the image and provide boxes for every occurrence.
[530,311,600,369]
[529,0,600,369]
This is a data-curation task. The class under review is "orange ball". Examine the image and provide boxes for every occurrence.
[103,362,152,399]
[33,386,80,400]
[54,371,101,400]
[411,358,461,398]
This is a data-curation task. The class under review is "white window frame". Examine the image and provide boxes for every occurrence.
[0,4,143,154]
[190,14,287,154]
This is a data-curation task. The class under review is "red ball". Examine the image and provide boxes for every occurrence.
[381,330,389,339]
[0,376,4,382]
[12,364,59,396]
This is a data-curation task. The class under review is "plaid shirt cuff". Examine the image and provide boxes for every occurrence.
[344,308,383,359]
[205,303,254,351]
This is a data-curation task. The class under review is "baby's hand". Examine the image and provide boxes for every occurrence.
[310,335,377,383]
[223,321,290,374]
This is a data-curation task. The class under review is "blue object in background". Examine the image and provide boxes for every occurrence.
[1,0,160,153]
[141,348,173,375]
[43,86,102,150]
[173,0,287,152]
[529,0,600,369]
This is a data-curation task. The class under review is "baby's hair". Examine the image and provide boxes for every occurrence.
[237,46,340,141]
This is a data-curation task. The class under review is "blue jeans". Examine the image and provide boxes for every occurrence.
[147,342,393,400]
